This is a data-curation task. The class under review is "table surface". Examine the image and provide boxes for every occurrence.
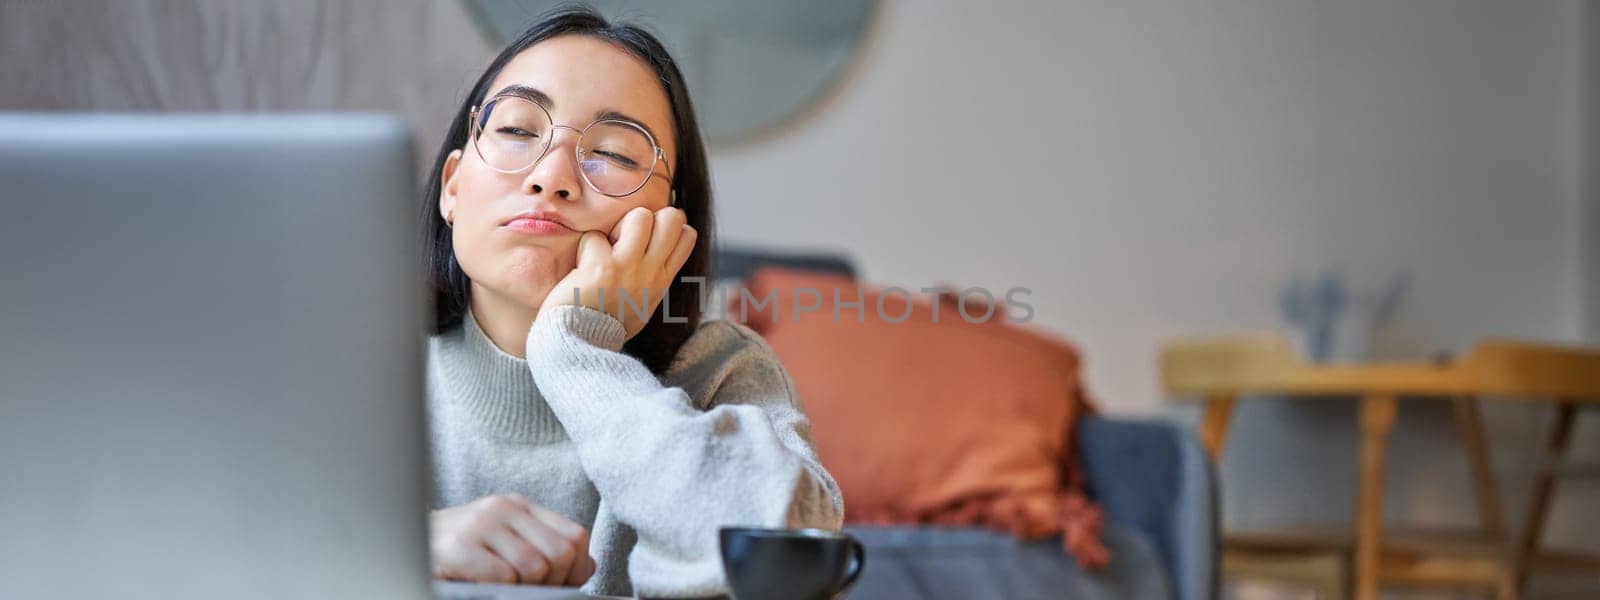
[1160,333,1600,400]
[432,580,628,599]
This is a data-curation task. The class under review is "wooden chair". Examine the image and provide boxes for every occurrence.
[1159,334,1600,599]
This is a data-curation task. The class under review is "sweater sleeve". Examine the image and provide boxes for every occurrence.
[524,304,845,598]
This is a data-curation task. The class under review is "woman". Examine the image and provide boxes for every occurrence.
[419,7,844,598]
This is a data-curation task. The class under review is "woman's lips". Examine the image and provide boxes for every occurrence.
[503,217,575,235]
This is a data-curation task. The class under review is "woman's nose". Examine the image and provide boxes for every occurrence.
[523,126,584,201]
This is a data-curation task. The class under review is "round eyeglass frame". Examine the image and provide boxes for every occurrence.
[468,93,673,199]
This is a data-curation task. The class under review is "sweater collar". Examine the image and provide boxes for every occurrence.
[433,307,567,443]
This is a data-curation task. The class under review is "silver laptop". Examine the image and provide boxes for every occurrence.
[0,114,595,600]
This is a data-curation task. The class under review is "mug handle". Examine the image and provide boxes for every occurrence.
[832,534,866,599]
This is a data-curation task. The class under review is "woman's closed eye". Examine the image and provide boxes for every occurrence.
[496,127,540,138]
[591,150,638,167]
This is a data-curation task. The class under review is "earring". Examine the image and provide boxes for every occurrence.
[445,211,454,229]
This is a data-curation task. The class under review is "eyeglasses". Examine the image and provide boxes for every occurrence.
[469,93,673,198]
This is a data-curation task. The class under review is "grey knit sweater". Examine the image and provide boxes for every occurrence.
[426,304,845,598]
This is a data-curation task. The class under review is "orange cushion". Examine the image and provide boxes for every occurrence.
[734,267,1109,567]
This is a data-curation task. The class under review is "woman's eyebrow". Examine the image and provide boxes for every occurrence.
[492,84,664,144]
[596,110,662,143]
[493,84,554,108]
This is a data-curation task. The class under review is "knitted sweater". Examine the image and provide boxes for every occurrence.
[426,304,844,598]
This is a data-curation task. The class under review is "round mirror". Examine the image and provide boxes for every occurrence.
[466,0,878,145]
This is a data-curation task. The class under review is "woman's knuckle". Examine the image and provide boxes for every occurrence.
[554,538,578,560]
[485,562,515,584]
[467,512,499,532]
[525,556,550,581]
[509,550,537,573]
[441,530,471,550]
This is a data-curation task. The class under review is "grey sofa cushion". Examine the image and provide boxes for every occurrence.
[705,245,858,323]
[1077,417,1217,600]
[843,524,1172,600]
[710,244,857,281]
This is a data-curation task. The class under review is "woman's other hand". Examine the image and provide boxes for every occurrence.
[429,494,595,587]
[539,206,697,339]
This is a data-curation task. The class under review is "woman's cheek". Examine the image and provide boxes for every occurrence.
[450,233,566,304]
[593,204,644,237]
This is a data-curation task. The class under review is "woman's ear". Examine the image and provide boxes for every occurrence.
[438,149,462,225]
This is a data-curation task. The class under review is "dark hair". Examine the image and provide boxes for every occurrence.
[423,6,712,374]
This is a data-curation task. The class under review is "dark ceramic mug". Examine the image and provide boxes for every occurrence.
[718,527,865,600]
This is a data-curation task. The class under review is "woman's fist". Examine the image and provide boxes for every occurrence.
[429,494,595,587]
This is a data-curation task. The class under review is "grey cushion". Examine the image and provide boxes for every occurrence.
[710,244,857,281]
[843,524,1172,600]
[1078,417,1217,600]
[705,245,858,323]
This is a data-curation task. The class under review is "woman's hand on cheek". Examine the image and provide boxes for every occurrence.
[539,206,697,339]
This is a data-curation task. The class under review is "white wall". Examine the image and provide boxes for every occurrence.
[712,0,1585,409]
[709,0,1595,544]
[1587,0,1600,342]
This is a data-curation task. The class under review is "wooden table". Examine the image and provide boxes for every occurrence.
[1159,334,1600,600]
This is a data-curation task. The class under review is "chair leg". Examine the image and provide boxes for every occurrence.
[1495,568,1518,600]
[1355,393,1398,600]
[1514,402,1577,591]
[1452,397,1504,538]
[1200,393,1237,462]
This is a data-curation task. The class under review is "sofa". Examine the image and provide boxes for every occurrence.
[711,246,1219,600]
